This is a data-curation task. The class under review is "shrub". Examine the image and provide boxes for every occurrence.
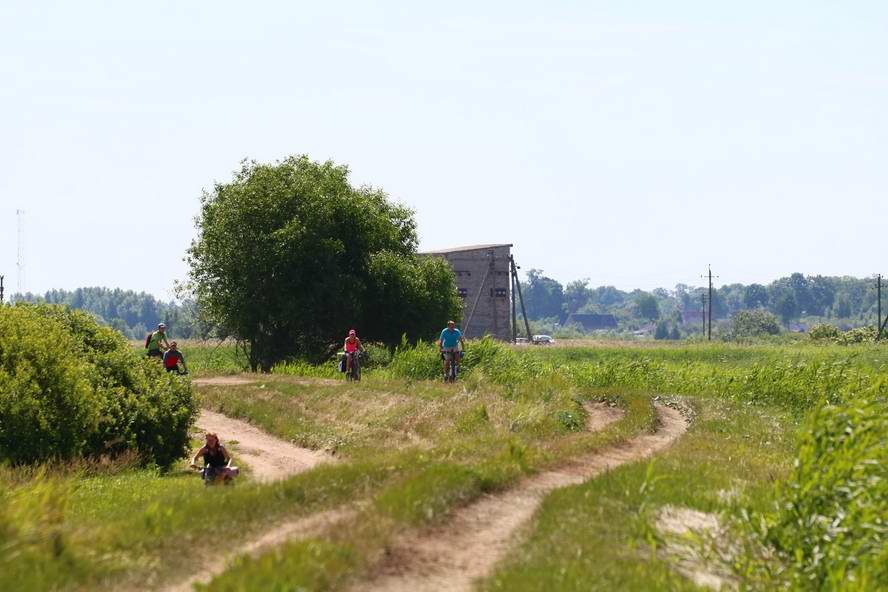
[0,306,93,462]
[809,323,841,341]
[730,310,780,339]
[810,324,880,345]
[837,325,878,345]
[0,304,196,466]
[360,342,392,370]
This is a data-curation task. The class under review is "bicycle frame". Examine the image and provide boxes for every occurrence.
[444,350,459,382]
[346,351,361,381]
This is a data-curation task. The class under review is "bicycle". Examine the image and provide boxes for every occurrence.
[191,464,238,486]
[345,351,361,382]
[443,350,460,383]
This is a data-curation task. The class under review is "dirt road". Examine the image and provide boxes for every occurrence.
[195,409,330,481]
[169,387,682,592]
[348,404,688,592]
[162,401,335,591]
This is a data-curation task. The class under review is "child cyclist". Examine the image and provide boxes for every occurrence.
[162,341,189,374]
[190,433,238,484]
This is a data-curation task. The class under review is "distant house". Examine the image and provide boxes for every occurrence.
[681,310,705,325]
[565,313,618,331]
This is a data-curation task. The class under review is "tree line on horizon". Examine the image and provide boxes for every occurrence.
[13,287,202,341]
[12,271,879,343]
[520,270,882,334]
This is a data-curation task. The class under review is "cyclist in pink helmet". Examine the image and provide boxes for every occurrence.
[344,329,364,375]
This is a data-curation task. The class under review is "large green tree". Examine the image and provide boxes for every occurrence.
[185,156,461,370]
[634,292,660,321]
[523,269,565,321]
[743,283,769,309]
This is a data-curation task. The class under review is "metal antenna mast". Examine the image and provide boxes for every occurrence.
[16,209,25,295]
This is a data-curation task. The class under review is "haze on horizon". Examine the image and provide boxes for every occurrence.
[1,1,886,301]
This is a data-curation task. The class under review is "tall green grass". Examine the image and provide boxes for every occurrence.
[384,338,886,414]
[179,340,250,375]
[733,380,888,590]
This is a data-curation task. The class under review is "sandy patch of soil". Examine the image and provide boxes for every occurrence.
[583,401,625,431]
[193,375,342,388]
[655,506,737,591]
[192,375,257,386]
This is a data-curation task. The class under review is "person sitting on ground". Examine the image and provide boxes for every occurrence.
[438,320,465,377]
[145,323,170,358]
[162,341,188,374]
[343,329,364,374]
[190,433,238,483]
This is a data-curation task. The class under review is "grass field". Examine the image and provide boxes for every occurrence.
[3,339,885,591]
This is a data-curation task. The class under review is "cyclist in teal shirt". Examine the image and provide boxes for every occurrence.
[439,320,465,378]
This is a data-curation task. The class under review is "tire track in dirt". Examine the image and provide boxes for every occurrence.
[349,404,688,592]
[165,391,630,591]
[160,397,337,591]
[169,402,625,591]
[165,507,355,592]
[194,409,332,481]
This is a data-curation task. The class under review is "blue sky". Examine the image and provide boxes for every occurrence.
[1,1,886,299]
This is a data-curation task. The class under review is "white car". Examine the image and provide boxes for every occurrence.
[532,334,555,345]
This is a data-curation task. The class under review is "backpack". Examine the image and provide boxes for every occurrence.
[145,332,153,349]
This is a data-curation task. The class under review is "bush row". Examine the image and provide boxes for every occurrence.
[809,323,882,344]
[0,304,196,466]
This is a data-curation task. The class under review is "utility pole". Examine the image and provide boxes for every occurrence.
[700,265,718,341]
[881,276,888,338]
[708,267,713,341]
[700,293,706,337]
[878,274,883,341]
[511,263,518,343]
[0,275,4,304]
[510,255,532,342]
